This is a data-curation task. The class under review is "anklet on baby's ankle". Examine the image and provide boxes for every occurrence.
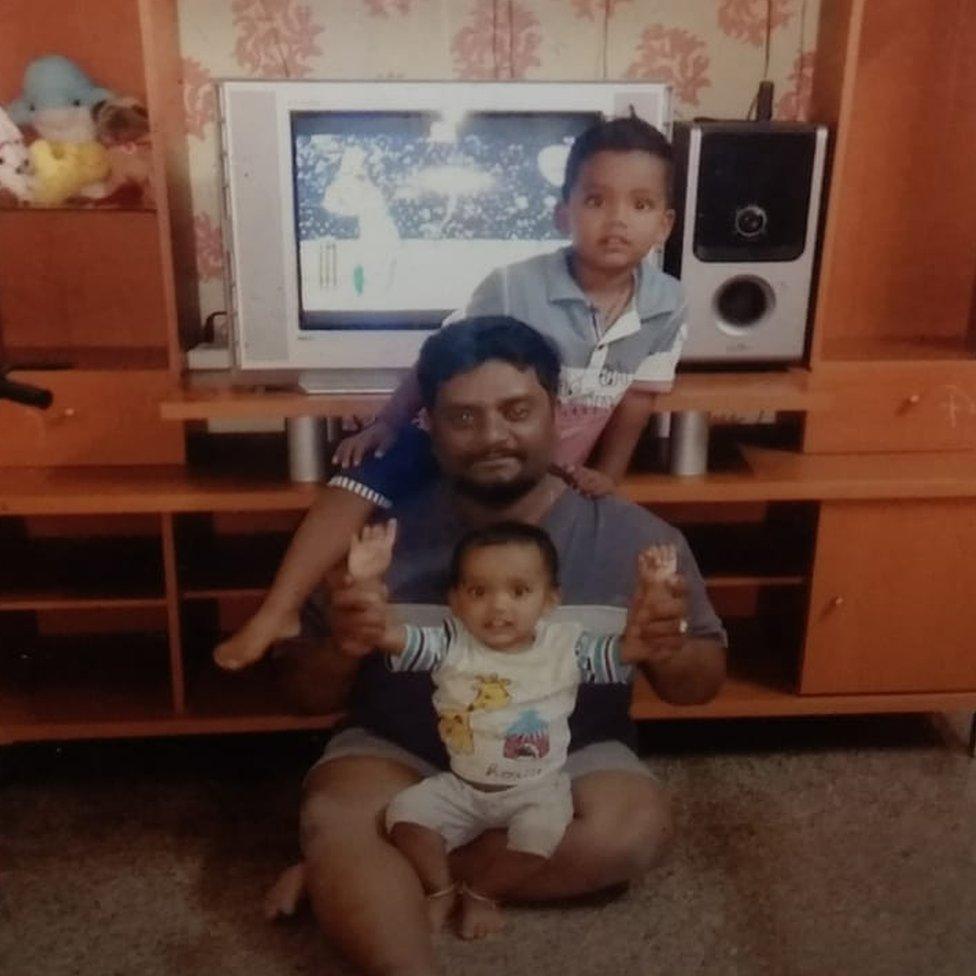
[460,882,497,908]
[426,883,456,900]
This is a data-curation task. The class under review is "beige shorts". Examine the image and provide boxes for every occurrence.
[386,770,574,858]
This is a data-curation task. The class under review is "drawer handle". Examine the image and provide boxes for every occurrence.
[829,595,845,609]
[904,393,922,407]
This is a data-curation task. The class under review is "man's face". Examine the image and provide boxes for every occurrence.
[558,149,675,276]
[428,360,555,505]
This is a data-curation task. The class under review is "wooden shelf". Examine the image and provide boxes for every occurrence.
[6,346,171,371]
[160,369,829,422]
[818,335,976,364]
[0,593,166,612]
[630,621,976,720]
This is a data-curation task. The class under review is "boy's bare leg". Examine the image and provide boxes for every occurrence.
[389,822,457,933]
[457,849,547,940]
[300,756,442,976]
[213,487,375,671]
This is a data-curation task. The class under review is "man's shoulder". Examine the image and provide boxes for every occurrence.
[573,489,683,546]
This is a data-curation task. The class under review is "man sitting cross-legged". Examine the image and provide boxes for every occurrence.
[272,316,727,975]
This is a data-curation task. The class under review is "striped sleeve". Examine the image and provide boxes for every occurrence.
[386,620,453,673]
[574,631,633,684]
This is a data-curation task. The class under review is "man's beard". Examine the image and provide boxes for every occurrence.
[453,472,540,507]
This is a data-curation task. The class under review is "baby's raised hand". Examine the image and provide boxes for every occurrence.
[347,519,398,582]
[638,544,678,586]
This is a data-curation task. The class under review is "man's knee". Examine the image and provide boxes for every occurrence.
[573,774,674,885]
[299,756,420,860]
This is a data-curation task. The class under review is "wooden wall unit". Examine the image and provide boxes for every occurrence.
[0,0,186,466]
[1,0,975,745]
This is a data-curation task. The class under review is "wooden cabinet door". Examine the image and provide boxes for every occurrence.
[801,499,976,693]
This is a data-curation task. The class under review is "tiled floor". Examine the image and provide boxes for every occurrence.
[2,713,974,976]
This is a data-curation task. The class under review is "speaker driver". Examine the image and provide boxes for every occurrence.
[714,276,775,330]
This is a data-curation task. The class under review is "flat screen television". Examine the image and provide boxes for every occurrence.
[217,80,671,391]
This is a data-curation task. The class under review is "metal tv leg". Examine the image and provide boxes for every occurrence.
[669,410,709,476]
[287,416,325,483]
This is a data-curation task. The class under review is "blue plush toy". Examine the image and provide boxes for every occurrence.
[7,54,113,144]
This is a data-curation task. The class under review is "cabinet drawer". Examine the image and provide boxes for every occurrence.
[801,499,976,694]
[804,363,976,452]
[0,370,185,466]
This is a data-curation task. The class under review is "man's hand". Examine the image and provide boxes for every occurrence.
[621,544,686,666]
[327,570,394,657]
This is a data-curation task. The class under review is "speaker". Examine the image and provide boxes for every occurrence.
[664,121,828,363]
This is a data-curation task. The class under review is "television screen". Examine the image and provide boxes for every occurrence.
[291,110,601,331]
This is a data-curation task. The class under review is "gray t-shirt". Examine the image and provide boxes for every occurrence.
[304,481,725,768]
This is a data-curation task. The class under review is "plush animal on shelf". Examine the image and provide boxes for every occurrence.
[29,138,110,206]
[6,54,114,203]
[0,106,34,205]
[93,96,154,208]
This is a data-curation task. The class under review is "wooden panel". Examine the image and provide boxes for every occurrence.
[0,0,146,104]
[161,369,829,421]
[801,499,976,693]
[0,211,170,353]
[0,369,184,465]
[804,361,976,452]
[810,0,976,357]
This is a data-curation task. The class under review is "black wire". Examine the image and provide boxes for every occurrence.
[509,0,515,78]
[602,0,610,79]
[762,0,773,80]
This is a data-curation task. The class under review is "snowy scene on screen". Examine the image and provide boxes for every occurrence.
[292,110,597,329]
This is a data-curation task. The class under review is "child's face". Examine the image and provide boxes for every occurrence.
[558,149,675,277]
[449,542,559,651]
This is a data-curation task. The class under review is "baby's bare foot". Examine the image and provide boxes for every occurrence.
[639,543,678,585]
[213,609,301,671]
[263,862,306,920]
[458,885,504,940]
[425,884,457,934]
[347,519,398,582]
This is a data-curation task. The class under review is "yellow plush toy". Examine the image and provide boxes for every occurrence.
[29,139,109,207]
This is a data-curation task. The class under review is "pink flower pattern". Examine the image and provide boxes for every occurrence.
[451,0,542,79]
[231,0,324,78]
[363,0,416,14]
[182,58,216,140]
[775,49,815,121]
[718,0,795,47]
[570,0,632,18]
[194,212,224,281]
[625,25,710,106]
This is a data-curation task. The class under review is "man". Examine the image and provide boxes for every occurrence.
[276,316,726,976]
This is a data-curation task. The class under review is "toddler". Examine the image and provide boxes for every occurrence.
[216,113,683,672]
[320,517,679,939]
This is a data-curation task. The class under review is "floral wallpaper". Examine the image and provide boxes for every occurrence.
[177,0,820,327]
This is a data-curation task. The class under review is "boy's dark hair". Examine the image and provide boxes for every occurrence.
[562,114,673,202]
[449,521,560,588]
[416,315,561,409]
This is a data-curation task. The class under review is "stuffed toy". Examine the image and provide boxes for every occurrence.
[29,138,110,206]
[93,96,154,208]
[7,55,114,203]
[0,105,34,204]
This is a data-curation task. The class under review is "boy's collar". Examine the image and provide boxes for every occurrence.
[544,246,680,318]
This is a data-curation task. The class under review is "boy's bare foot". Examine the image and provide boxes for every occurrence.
[263,862,307,920]
[347,519,398,582]
[458,884,504,940]
[639,543,678,585]
[425,884,457,934]
[213,608,302,671]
